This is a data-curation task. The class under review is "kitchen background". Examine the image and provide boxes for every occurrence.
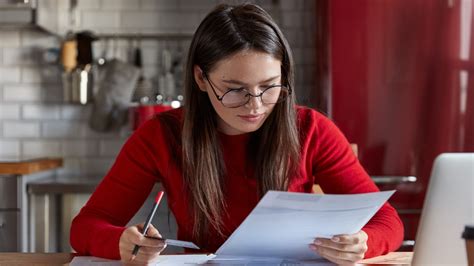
[1,0,472,256]
[0,0,316,173]
[0,0,317,253]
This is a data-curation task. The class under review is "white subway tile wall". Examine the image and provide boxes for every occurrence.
[22,104,61,120]
[3,84,44,102]
[3,47,43,65]
[141,0,179,10]
[0,140,20,158]
[21,67,43,83]
[101,0,139,11]
[80,157,115,175]
[60,105,91,120]
[42,121,84,138]
[56,158,82,176]
[0,104,21,119]
[0,67,21,83]
[0,0,315,176]
[21,30,59,47]
[82,11,121,29]
[62,140,100,157]
[22,140,62,157]
[121,12,161,29]
[76,0,101,10]
[99,139,127,156]
[3,121,40,138]
[0,31,21,47]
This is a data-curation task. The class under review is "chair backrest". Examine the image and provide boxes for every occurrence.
[312,144,358,194]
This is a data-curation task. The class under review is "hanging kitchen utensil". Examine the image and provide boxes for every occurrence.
[61,32,77,103]
[60,34,77,72]
[131,37,154,103]
[96,38,109,66]
[159,45,176,102]
[63,31,98,105]
[89,58,140,132]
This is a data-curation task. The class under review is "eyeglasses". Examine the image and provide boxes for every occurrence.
[203,73,292,108]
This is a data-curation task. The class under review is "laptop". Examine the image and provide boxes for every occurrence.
[412,153,474,265]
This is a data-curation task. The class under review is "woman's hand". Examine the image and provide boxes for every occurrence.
[119,223,167,265]
[309,230,368,265]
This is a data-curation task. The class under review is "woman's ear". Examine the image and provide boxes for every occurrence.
[193,65,207,92]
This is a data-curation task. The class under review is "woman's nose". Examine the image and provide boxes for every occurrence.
[245,94,263,109]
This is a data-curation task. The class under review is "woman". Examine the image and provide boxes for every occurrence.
[70,3,403,265]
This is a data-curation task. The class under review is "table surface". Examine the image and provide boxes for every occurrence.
[0,252,413,265]
[0,158,63,175]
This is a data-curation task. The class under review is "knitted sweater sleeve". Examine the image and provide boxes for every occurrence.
[70,118,167,259]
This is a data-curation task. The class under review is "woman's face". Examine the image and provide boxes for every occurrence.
[194,50,282,135]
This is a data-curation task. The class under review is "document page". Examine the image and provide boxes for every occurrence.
[70,255,335,265]
[70,191,394,265]
[216,190,395,260]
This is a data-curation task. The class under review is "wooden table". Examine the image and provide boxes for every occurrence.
[0,252,413,265]
[0,253,74,265]
[0,158,63,175]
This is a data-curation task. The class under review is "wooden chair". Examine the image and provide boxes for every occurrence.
[312,144,358,194]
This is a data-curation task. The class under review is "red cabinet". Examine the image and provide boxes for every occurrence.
[327,0,474,248]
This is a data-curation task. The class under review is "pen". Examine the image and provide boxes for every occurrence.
[144,235,200,249]
[130,190,165,261]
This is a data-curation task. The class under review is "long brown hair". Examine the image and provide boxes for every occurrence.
[182,3,300,244]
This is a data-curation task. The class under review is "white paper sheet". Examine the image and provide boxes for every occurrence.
[70,255,334,265]
[70,190,394,265]
[215,190,395,260]
[208,256,335,265]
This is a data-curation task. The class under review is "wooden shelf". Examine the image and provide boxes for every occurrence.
[0,158,63,175]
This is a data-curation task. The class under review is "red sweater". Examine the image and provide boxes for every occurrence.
[70,106,403,259]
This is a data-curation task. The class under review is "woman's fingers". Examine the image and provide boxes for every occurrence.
[136,223,162,238]
[119,223,167,264]
[129,246,164,263]
[135,245,166,255]
[331,232,368,245]
[310,243,364,262]
[132,235,165,248]
[311,245,357,266]
[129,223,165,248]
[124,243,164,264]
[310,231,368,263]
[145,224,162,238]
[313,237,366,253]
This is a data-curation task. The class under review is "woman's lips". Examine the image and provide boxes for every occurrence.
[238,114,264,122]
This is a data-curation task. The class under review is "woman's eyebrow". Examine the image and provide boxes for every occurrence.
[221,75,281,85]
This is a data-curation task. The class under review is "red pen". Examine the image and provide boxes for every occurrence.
[130,191,164,261]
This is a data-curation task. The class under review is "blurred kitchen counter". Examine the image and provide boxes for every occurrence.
[0,158,63,252]
[0,158,63,175]
[27,175,101,194]
[27,175,172,253]
[27,175,103,253]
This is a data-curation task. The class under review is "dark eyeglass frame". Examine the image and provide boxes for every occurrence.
[203,72,292,108]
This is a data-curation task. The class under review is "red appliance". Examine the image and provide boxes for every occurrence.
[129,105,173,130]
[325,0,474,249]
